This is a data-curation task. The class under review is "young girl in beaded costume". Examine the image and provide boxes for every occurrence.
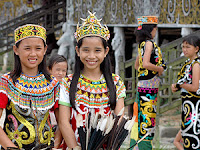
[48,54,68,148]
[171,36,200,150]
[58,11,126,149]
[0,24,60,150]
[130,16,166,150]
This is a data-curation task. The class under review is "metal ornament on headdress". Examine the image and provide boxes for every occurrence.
[137,16,158,30]
[14,24,47,44]
[74,11,110,42]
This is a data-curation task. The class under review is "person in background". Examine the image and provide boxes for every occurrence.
[130,16,166,150]
[48,54,68,82]
[0,24,60,149]
[48,54,68,149]
[171,36,200,150]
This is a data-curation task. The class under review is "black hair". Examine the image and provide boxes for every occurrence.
[69,36,116,110]
[182,36,200,49]
[46,33,59,55]
[135,24,157,44]
[10,40,51,83]
[48,54,67,70]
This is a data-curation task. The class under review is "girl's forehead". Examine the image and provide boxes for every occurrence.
[53,62,68,69]
[82,36,102,42]
[54,61,67,66]
[81,37,104,48]
[182,41,191,45]
[20,37,44,45]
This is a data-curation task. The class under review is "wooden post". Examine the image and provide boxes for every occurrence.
[119,56,125,81]
[154,81,161,148]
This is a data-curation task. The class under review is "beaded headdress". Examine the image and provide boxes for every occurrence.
[14,24,46,44]
[137,16,158,30]
[74,11,110,42]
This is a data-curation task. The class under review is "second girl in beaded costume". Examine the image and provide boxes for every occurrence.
[130,16,166,150]
[59,11,126,149]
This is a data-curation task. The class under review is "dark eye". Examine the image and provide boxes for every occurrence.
[25,48,30,50]
[96,49,101,52]
[36,47,42,50]
[83,49,89,52]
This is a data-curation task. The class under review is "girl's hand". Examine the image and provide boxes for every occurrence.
[171,84,178,93]
[158,66,164,76]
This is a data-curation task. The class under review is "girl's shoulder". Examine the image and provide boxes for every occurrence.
[145,40,155,47]
[140,40,154,48]
[1,72,10,78]
[112,73,120,78]
[194,57,200,64]
[49,75,59,84]
[63,74,73,82]
[112,73,124,83]
[189,57,200,66]
[0,72,12,83]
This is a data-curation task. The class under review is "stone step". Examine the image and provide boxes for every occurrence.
[160,126,180,138]
[154,126,180,150]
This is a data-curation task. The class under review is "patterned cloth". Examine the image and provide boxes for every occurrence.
[0,73,59,150]
[176,57,200,150]
[130,40,165,150]
[137,40,166,81]
[137,87,158,140]
[59,73,126,145]
[130,78,160,150]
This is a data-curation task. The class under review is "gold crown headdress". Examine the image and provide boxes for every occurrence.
[74,11,110,42]
[14,24,46,44]
[137,16,158,30]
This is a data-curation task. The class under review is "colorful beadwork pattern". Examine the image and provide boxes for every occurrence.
[59,73,126,144]
[74,11,110,42]
[137,40,166,80]
[14,24,46,44]
[0,73,59,149]
[0,73,59,110]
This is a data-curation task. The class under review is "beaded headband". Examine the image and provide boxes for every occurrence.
[14,24,46,44]
[137,16,158,30]
[74,11,110,42]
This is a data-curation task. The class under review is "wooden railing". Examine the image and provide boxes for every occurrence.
[0,0,66,55]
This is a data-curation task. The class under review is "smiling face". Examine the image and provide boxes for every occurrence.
[13,37,47,76]
[76,37,109,73]
[49,61,68,82]
[182,41,199,60]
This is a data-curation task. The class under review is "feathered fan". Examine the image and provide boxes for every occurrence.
[75,107,136,150]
